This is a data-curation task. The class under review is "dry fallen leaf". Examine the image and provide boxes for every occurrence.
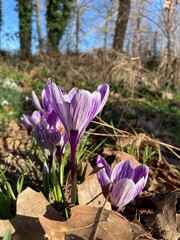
[102,148,140,167]
[149,189,180,240]
[77,173,111,209]
[0,187,62,240]
[113,151,140,168]
[78,161,94,178]
[39,205,135,240]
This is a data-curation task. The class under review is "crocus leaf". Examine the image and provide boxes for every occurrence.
[2,228,11,240]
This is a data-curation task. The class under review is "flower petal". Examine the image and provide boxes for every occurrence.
[51,83,70,134]
[110,178,136,211]
[34,124,57,158]
[41,89,52,113]
[50,82,109,146]
[21,114,33,131]
[134,178,145,198]
[95,84,109,114]
[90,84,109,120]
[111,160,134,183]
[30,110,42,125]
[133,165,149,184]
[31,91,44,113]
[97,155,111,187]
[67,87,78,102]
[70,89,93,136]
[133,165,149,198]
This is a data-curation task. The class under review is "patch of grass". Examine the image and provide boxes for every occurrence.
[142,145,158,165]
[0,63,23,81]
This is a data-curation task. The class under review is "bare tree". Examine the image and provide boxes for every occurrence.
[113,0,131,52]
[0,0,2,50]
[74,0,80,52]
[35,0,43,54]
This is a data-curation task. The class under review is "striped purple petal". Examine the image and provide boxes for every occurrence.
[34,123,61,158]
[31,91,44,113]
[97,155,111,187]
[70,89,93,138]
[133,164,149,184]
[110,178,136,211]
[21,114,33,132]
[51,83,71,135]
[133,165,149,197]
[29,110,42,125]
[41,89,52,113]
[95,84,109,114]
[111,160,134,183]
[51,82,109,145]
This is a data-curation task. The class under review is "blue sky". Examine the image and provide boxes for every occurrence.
[1,0,47,53]
[0,0,116,54]
[0,0,164,54]
[1,0,19,51]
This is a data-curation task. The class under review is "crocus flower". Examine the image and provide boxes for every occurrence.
[21,85,68,165]
[97,155,149,211]
[45,79,109,143]
[45,79,109,202]
[34,116,62,163]
[21,110,42,133]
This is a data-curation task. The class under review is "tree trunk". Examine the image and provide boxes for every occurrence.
[35,0,43,54]
[0,0,2,50]
[75,0,80,53]
[46,0,72,52]
[113,0,131,52]
[17,0,33,59]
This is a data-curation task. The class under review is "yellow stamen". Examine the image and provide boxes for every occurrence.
[58,126,64,134]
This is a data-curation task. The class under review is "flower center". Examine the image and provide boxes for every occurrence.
[58,126,64,135]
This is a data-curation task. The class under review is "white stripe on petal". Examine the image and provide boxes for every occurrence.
[110,178,136,211]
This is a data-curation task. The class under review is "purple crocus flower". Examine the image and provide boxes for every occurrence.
[34,116,62,163]
[97,155,149,211]
[21,85,68,165]
[45,79,109,202]
[21,110,42,133]
[45,79,109,142]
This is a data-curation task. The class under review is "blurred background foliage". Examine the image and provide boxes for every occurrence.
[0,0,179,146]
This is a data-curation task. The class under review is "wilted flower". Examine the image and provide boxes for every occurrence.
[97,156,149,211]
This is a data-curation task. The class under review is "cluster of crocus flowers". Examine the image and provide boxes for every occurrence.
[21,79,109,203]
[97,156,149,211]
[21,86,68,165]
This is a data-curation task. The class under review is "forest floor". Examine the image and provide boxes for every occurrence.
[0,54,179,239]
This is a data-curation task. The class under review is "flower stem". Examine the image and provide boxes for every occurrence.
[70,141,77,204]
[70,130,79,204]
